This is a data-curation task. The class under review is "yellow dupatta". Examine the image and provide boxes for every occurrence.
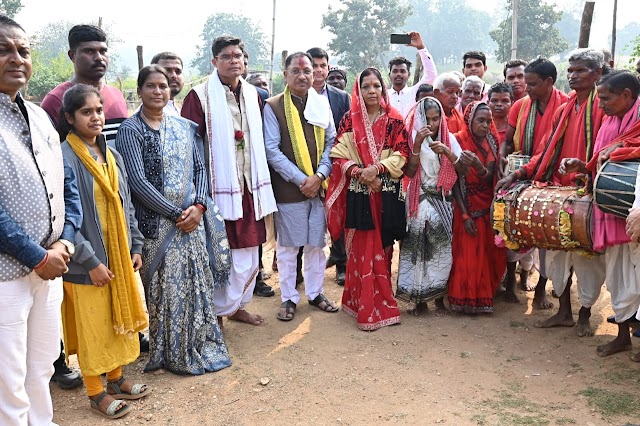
[284,86,327,187]
[67,132,148,336]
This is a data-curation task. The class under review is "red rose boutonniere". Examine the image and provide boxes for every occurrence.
[235,130,245,150]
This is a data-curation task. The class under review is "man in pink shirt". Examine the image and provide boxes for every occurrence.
[41,24,127,143]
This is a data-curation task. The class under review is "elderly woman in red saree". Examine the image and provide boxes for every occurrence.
[447,101,506,313]
[326,68,410,331]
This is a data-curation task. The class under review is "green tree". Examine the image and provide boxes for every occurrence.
[0,0,23,17]
[400,0,494,67]
[322,0,412,72]
[192,13,269,76]
[26,51,73,99]
[490,0,569,63]
[26,20,124,99]
[612,23,640,56]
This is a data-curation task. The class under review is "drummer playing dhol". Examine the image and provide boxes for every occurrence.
[496,48,607,338]
[496,58,569,309]
[574,70,640,360]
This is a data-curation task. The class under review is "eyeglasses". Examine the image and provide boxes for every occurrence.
[288,69,313,76]
[216,53,244,62]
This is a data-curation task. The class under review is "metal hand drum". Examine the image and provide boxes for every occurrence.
[593,160,640,219]
[495,184,596,253]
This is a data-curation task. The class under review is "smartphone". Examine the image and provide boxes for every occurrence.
[390,33,411,45]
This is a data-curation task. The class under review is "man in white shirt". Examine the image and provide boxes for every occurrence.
[150,52,184,115]
[388,31,437,117]
[462,50,489,101]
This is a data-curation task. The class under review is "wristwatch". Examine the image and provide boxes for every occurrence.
[315,171,326,181]
[58,239,75,256]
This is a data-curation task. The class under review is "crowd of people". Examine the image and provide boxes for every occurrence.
[2,13,640,424]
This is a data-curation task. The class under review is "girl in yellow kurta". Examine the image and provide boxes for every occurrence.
[59,84,150,419]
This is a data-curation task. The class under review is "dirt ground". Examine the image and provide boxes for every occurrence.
[52,248,640,426]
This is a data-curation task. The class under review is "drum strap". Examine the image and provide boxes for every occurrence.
[523,101,537,156]
[536,90,596,182]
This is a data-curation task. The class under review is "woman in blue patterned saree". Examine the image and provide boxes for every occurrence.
[116,65,231,375]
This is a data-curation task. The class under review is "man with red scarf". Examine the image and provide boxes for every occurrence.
[498,58,569,309]
[497,49,606,337]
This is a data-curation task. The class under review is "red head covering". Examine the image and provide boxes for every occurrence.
[405,96,457,217]
[350,67,403,166]
[456,101,500,146]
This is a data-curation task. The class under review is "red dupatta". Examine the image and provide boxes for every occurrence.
[455,101,500,213]
[350,68,402,166]
[405,97,457,217]
[326,68,403,240]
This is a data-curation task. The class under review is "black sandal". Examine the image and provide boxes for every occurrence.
[308,294,339,312]
[277,300,296,321]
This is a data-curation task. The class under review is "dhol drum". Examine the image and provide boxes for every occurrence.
[493,183,597,253]
[593,160,640,219]
[503,154,531,176]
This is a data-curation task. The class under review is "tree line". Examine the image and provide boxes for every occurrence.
[7,0,640,99]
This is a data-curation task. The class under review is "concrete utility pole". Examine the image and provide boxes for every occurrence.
[578,1,595,48]
[269,0,277,94]
[510,0,518,60]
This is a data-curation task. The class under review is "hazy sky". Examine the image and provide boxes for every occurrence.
[16,0,639,76]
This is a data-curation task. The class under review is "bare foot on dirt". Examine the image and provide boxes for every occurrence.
[407,302,428,316]
[597,337,632,357]
[229,309,264,325]
[503,290,520,303]
[534,312,575,328]
[519,281,535,292]
[532,294,554,310]
[518,271,534,292]
[576,307,593,337]
[434,298,450,317]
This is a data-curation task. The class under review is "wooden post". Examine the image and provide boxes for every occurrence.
[578,1,595,48]
[281,50,288,71]
[136,46,144,71]
[98,17,102,28]
[611,0,618,63]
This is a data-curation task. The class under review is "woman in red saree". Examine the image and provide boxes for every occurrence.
[326,68,410,331]
[448,101,506,313]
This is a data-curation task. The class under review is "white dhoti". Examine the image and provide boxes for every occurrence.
[507,248,535,271]
[535,249,547,278]
[545,250,605,308]
[214,246,259,316]
[606,244,640,322]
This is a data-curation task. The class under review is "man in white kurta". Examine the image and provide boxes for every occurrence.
[181,36,277,325]
[264,52,338,321]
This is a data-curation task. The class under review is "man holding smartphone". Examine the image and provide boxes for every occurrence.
[388,31,438,117]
